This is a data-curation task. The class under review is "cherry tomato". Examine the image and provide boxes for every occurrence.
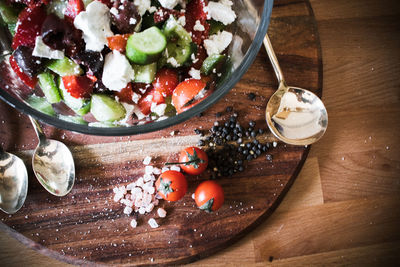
[152,68,179,97]
[172,79,206,114]
[137,87,165,115]
[107,34,130,52]
[156,170,187,202]
[178,147,208,175]
[195,180,224,212]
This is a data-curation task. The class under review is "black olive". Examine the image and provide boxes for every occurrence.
[12,46,47,77]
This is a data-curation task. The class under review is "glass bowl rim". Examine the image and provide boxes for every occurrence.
[0,0,273,136]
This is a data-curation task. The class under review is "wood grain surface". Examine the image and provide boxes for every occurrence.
[1,0,400,266]
[0,0,320,265]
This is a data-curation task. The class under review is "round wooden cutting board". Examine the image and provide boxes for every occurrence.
[0,0,322,265]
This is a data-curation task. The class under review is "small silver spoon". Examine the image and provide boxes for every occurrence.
[0,145,28,214]
[263,35,328,145]
[30,117,75,196]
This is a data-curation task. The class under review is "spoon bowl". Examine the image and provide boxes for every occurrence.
[263,35,328,145]
[30,117,75,196]
[0,147,28,214]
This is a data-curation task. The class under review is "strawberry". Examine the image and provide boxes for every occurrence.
[12,5,46,50]
[64,0,84,24]
[184,0,210,45]
[62,75,94,99]
[9,55,38,89]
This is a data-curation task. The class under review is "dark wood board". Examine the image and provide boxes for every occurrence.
[0,0,322,265]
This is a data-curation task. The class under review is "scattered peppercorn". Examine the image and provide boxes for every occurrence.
[226,106,233,112]
[247,92,256,100]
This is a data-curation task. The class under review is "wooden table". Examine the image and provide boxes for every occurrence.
[1,0,399,265]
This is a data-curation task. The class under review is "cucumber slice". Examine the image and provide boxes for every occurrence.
[163,16,191,43]
[208,20,225,35]
[126,26,167,65]
[133,62,157,83]
[26,95,56,116]
[37,72,62,104]
[90,94,126,122]
[58,114,88,125]
[164,42,197,67]
[47,57,83,76]
[201,54,226,75]
[0,2,18,24]
[57,77,91,115]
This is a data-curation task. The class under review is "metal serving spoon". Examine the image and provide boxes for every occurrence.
[0,145,28,214]
[263,35,328,145]
[30,117,75,196]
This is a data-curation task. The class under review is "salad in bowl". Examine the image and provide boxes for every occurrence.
[0,0,273,134]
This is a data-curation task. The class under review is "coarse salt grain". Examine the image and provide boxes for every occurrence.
[152,167,161,175]
[162,167,170,173]
[123,206,133,215]
[145,165,154,174]
[130,219,137,228]
[143,156,152,165]
[148,218,159,228]
[170,165,181,172]
[157,208,167,218]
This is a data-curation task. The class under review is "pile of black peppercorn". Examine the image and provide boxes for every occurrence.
[194,107,274,179]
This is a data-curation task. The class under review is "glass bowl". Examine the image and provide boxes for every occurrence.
[0,0,273,136]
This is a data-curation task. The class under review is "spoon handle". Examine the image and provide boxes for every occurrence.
[263,34,286,87]
[29,116,46,143]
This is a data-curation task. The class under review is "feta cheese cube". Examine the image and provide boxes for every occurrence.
[157,208,167,218]
[193,20,205,31]
[177,16,186,27]
[206,1,236,25]
[204,30,233,56]
[158,0,180,9]
[151,104,167,116]
[102,50,135,91]
[134,0,151,16]
[148,218,159,228]
[32,37,64,59]
[167,57,180,67]
[74,1,113,51]
[189,68,201,79]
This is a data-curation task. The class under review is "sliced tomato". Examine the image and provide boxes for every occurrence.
[137,87,165,115]
[153,7,184,24]
[12,5,47,49]
[152,68,179,97]
[64,0,85,24]
[172,79,206,114]
[107,34,130,52]
[9,55,37,89]
[115,83,133,103]
[184,0,209,45]
[62,75,94,99]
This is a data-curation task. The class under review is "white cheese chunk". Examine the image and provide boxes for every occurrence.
[204,30,233,56]
[206,1,236,25]
[158,0,180,9]
[74,1,113,52]
[177,16,186,27]
[102,50,135,91]
[32,37,64,59]
[193,20,205,31]
[134,0,151,16]
[148,218,159,228]
[151,103,167,117]
[189,67,201,79]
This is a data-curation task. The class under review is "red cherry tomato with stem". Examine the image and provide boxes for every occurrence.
[195,180,224,212]
[156,170,187,201]
[166,147,208,175]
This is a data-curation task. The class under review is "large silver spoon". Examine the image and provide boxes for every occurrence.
[263,35,328,145]
[30,117,75,196]
[0,145,28,214]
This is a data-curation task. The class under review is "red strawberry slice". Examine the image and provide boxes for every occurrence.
[62,75,94,99]
[184,0,210,45]
[9,55,38,89]
[153,7,184,24]
[64,0,85,24]
[12,5,47,50]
